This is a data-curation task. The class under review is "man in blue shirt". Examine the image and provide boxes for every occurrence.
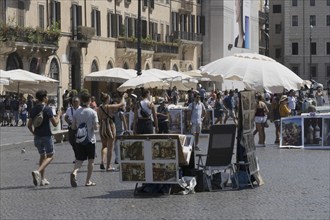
[28,90,62,186]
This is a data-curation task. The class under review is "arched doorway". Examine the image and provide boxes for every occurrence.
[6,52,23,70]
[162,63,167,70]
[172,64,179,71]
[187,65,193,71]
[49,58,59,80]
[123,62,129,69]
[30,57,41,74]
[145,63,150,70]
[91,60,99,99]
[71,51,81,90]
[107,61,113,69]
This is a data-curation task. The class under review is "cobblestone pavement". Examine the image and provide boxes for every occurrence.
[0,124,329,220]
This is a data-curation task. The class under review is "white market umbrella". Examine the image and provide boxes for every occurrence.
[142,69,196,91]
[200,53,304,93]
[0,77,10,85]
[117,74,169,92]
[85,68,137,83]
[2,69,59,95]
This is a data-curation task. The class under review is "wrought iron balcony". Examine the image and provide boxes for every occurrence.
[172,31,203,42]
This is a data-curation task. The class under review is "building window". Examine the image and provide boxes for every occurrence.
[291,66,299,75]
[107,61,113,69]
[326,42,330,54]
[275,24,282,34]
[310,0,315,6]
[49,58,59,80]
[327,15,330,26]
[275,48,282,58]
[91,8,101,36]
[292,42,299,55]
[50,0,61,28]
[197,15,205,35]
[273,5,281,13]
[292,16,298,26]
[310,15,316,26]
[71,4,82,40]
[91,60,98,72]
[292,0,297,6]
[0,0,6,23]
[311,66,317,77]
[311,42,316,55]
[39,5,45,29]
[17,0,25,27]
[326,65,330,77]
[30,58,40,74]
[327,0,330,6]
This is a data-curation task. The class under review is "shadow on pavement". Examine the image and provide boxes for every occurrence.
[84,189,135,199]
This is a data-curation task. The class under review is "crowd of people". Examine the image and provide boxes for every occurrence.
[1,83,327,189]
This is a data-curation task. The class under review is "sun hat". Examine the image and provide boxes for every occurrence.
[279,95,288,103]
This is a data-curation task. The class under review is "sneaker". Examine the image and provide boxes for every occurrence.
[32,171,41,186]
[114,160,119,164]
[40,179,50,186]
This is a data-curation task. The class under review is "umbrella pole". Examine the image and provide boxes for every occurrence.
[17,82,20,94]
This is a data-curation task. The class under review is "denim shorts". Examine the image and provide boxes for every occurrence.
[34,135,54,155]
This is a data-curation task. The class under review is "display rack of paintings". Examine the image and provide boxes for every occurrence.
[239,90,263,185]
[119,138,179,183]
[280,115,330,149]
[169,109,183,134]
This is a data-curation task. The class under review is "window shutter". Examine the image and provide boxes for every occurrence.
[200,16,205,35]
[96,10,101,36]
[107,12,110,37]
[77,5,82,26]
[150,0,154,9]
[91,10,95,28]
[56,1,61,28]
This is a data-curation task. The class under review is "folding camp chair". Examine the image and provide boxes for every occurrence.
[196,124,238,191]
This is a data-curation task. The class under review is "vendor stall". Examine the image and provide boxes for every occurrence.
[280,114,330,149]
[118,134,194,185]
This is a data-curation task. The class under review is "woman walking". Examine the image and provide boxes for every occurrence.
[254,94,269,146]
[97,92,127,171]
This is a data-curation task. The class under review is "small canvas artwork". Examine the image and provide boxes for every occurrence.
[280,117,303,147]
[304,117,323,147]
[151,140,176,160]
[323,118,330,147]
[152,163,177,182]
[169,110,182,134]
[243,133,255,153]
[120,141,144,161]
[121,163,145,181]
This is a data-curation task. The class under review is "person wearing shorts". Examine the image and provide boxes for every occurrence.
[70,92,99,187]
[28,90,62,186]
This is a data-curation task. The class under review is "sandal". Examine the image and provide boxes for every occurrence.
[85,182,96,187]
[107,167,119,172]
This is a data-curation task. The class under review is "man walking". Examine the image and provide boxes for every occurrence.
[64,96,81,162]
[187,93,206,151]
[223,90,238,125]
[28,89,62,186]
[70,92,99,187]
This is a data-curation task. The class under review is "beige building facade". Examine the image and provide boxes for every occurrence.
[0,0,204,99]
[1,0,264,99]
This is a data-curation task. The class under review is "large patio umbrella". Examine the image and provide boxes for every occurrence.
[2,69,59,95]
[85,68,137,83]
[0,77,10,85]
[200,53,304,93]
[117,74,169,92]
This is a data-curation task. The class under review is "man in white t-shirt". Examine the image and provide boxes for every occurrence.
[187,93,206,151]
[287,90,297,116]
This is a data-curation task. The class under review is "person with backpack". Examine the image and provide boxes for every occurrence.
[270,94,281,144]
[97,92,127,171]
[133,89,158,134]
[28,89,62,186]
[70,92,98,187]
